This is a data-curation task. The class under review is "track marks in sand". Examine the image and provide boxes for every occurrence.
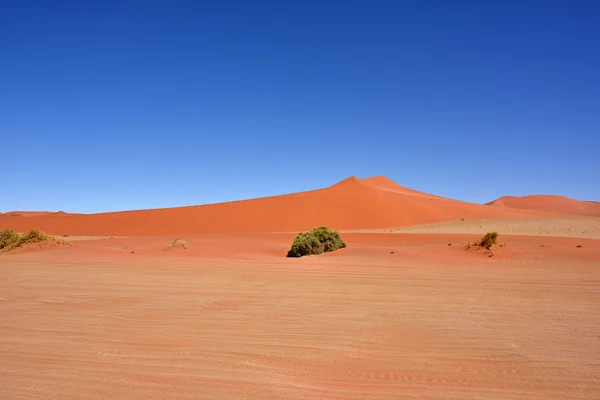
[1,254,599,399]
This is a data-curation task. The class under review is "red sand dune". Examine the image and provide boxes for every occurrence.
[361,175,449,200]
[2,211,56,218]
[487,194,600,217]
[1,176,558,237]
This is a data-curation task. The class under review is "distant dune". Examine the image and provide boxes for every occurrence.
[2,211,55,218]
[487,195,600,217]
[0,176,563,237]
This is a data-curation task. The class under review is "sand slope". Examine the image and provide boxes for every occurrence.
[361,175,448,200]
[488,194,600,217]
[1,176,557,237]
[2,211,55,218]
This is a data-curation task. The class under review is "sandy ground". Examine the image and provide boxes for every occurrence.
[1,226,599,399]
[353,217,600,239]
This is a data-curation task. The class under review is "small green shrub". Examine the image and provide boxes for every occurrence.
[287,226,346,258]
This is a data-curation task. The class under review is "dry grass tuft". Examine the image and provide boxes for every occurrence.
[465,232,499,250]
[465,232,500,257]
[0,228,70,252]
[167,238,187,249]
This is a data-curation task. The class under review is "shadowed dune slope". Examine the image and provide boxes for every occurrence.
[487,195,600,217]
[1,176,555,236]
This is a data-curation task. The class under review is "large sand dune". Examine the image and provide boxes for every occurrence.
[487,194,600,217]
[0,176,556,237]
[1,211,56,218]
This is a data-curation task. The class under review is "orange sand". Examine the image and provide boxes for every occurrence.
[488,194,600,217]
[1,232,599,399]
[2,175,599,399]
[2,211,55,218]
[0,176,560,236]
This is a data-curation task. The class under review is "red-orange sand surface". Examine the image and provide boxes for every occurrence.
[488,194,600,217]
[2,211,56,218]
[0,176,558,237]
[1,177,599,399]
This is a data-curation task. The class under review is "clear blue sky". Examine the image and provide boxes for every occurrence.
[2,0,599,213]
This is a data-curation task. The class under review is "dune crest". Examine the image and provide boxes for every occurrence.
[1,176,559,236]
[2,211,55,218]
[487,194,600,217]
[361,175,449,199]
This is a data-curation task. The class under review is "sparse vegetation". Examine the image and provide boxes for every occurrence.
[287,226,346,258]
[167,238,187,249]
[466,232,499,250]
[0,228,69,252]
[0,229,19,250]
[465,232,500,256]
[479,232,499,249]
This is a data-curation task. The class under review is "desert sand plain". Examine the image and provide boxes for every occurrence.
[1,176,599,399]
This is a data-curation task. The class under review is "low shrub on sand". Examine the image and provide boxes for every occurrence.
[0,228,69,252]
[167,238,187,249]
[0,229,20,250]
[466,232,499,250]
[287,226,346,258]
[478,232,499,249]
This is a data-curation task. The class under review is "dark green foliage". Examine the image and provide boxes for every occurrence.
[287,232,324,257]
[287,226,346,258]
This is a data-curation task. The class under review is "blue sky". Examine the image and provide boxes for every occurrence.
[2,0,599,213]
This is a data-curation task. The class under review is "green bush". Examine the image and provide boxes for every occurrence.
[287,226,346,257]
